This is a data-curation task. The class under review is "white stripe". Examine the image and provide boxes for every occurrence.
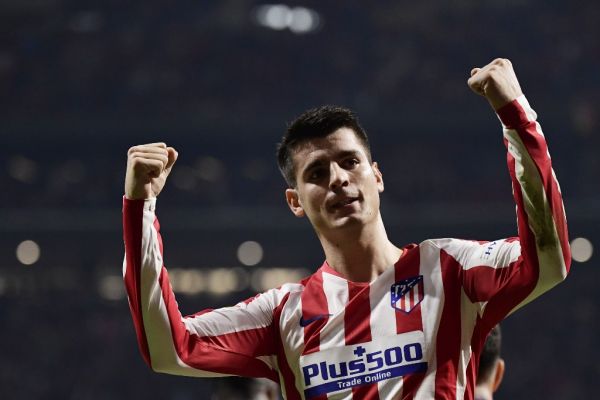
[320,272,349,399]
[320,271,349,351]
[413,283,420,308]
[515,95,538,129]
[183,283,302,337]
[369,267,404,399]
[139,206,225,377]
[414,242,445,398]
[278,290,307,400]
[455,288,479,400]
[369,266,397,337]
[434,238,521,271]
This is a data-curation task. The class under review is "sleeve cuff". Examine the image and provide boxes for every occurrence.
[123,195,157,212]
[496,95,537,129]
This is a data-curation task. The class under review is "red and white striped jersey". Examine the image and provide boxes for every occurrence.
[123,96,571,399]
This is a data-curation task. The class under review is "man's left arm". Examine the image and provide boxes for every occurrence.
[440,59,571,323]
[474,59,570,313]
[498,104,571,309]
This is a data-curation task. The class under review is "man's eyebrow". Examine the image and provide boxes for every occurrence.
[337,150,361,159]
[303,158,326,175]
[302,150,362,174]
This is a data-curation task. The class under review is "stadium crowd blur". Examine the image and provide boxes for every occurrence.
[1,1,598,399]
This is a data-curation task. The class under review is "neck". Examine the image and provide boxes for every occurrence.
[318,214,402,282]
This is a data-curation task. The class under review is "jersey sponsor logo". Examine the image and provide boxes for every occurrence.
[300,332,427,398]
[391,275,424,313]
[481,240,499,260]
[299,313,332,327]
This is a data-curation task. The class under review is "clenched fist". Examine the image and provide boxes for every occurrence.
[468,58,523,110]
[124,142,178,200]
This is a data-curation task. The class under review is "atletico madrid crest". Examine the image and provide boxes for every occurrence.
[391,275,424,313]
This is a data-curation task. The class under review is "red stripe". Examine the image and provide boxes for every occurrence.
[434,250,462,398]
[198,326,276,361]
[513,116,570,269]
[467,149,542,322]
[345,283,372,344]
[157,267,278,378]
[154,217,163,257]
[300,269,329,400]
[394,245,422,334]
[462,257,535,305]
[301,268,329,356]
[353,383,380,399]
[464,321,489,400]
[345,283,376,399]
[394,245,425,399]
[122,198,152,366]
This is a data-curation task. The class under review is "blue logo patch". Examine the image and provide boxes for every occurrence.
[391,275,424,313]
[299,332,427,398]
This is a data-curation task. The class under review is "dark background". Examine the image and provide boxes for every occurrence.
[1,1,598,398]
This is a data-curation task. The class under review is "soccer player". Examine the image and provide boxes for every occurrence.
[122,58,571,399]
[474,325,504,400]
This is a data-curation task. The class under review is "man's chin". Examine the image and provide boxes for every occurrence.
[329,215,364,229]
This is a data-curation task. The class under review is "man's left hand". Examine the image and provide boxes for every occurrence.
[468,58,523,110]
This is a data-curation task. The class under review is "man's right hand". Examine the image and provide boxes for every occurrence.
[124,142,178,200]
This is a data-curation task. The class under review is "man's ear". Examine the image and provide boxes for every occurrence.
[372,161,384,193]
[492,358,505,393]
[285,188,305,217]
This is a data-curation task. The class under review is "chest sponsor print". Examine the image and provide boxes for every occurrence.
[299,331,427,398]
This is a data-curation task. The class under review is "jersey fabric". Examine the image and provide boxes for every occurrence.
[122,96,571,399]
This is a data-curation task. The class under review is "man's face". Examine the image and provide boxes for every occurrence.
[285,128,384,234]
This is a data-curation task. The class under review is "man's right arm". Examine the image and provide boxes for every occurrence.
[122,143,283,380]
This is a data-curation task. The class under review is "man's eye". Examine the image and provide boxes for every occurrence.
[309,169,325,180]
[344,159,359,168]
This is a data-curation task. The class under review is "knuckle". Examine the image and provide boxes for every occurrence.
[131,158,142,169]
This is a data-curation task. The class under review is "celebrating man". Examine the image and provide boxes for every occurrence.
[122,59,570,399]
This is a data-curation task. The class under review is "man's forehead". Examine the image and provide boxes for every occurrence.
[292,128,366,165]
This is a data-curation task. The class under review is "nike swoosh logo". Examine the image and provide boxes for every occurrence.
[299,313,333,327]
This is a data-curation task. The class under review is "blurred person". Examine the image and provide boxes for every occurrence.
[122,58,571,399]
[475,325,504,400]
[212,377,280,400]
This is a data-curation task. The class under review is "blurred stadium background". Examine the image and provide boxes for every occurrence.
[1,1,598,398]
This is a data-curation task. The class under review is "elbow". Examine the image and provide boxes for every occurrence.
[140,355,167,374]
[149,360,177,375]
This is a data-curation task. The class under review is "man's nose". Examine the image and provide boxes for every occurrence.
[329,163,349,190]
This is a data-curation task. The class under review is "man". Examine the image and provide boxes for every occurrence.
[474,325,504,400]
[212,377,281,400]
[122,59,570,399]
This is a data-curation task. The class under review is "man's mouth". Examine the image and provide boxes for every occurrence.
[329,196,360,210]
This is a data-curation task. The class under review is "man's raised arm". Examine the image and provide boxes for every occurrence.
[437,59,571,323]
[122,143,282,380]
[471,59,570,308]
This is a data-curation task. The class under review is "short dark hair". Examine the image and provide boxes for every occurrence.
[276,105,371,187]
[477,324,502,384]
